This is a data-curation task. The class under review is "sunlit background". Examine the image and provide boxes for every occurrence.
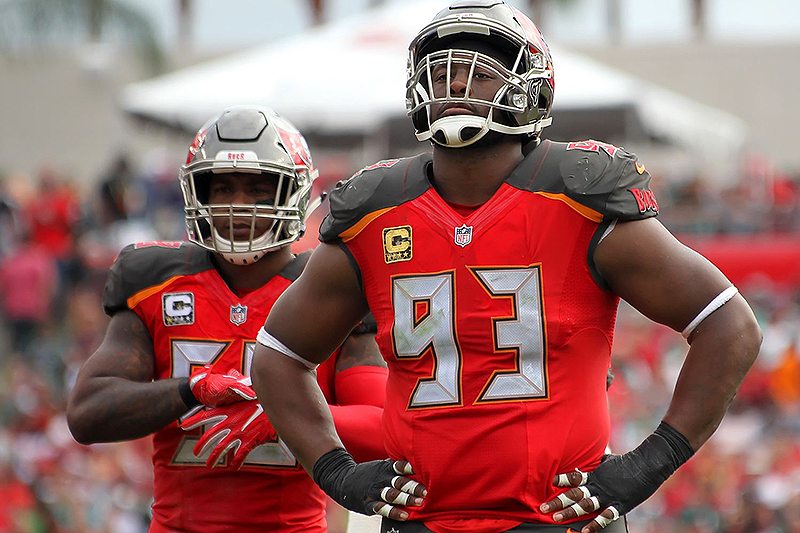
[0,1,799,532]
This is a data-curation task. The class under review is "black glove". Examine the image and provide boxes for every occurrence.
[541,421,694,529]
[585,422,694,514]
[312,447,425,517]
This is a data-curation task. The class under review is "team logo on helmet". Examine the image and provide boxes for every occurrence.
[185,128,208,165]
[273,118,313,168]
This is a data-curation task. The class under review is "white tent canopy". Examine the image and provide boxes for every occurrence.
[122,0,746,170]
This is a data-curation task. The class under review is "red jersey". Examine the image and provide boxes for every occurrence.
[103,245,334,532]
[319,140,658,532]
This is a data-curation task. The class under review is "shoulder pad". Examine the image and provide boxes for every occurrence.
[319,154,432,243]
[514,140,659,221]
[102,241,212,316]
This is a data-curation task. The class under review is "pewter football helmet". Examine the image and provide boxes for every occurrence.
[406,0,555,147]
[179,106,318,265]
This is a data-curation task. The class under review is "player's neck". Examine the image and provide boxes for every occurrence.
[211,246,295,295]
[430,140,524,206]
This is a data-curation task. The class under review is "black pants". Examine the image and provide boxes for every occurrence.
[380,516,629,533]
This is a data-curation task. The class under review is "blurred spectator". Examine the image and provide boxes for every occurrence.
[18,167,81,323]
[140,156,185,241]
[783,494,800,533]
[97,155,135,223]
[74,155,159,288]
[0,196,18,260]
[0,227,57,355]
[0,457,49,533]
[21,167,80,263]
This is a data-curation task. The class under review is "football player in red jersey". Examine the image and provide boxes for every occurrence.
[249,2,761,533]
[66,106,388,533]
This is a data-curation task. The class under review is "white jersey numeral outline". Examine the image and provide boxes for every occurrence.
[392,266,547,409]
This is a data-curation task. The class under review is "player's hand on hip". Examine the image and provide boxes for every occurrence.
[371,459,426,520]
[180,400,276,469]
[189,365,256,406]
[539,463,621,533]
[313,449,426,520]
[540,423,694,532]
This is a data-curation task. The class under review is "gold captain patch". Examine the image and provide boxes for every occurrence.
[383,225,412,263]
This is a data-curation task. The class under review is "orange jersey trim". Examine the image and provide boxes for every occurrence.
[534,191,603,223]
[339,207,396,242]
[126,275,183,309]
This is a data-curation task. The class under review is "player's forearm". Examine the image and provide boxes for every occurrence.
[663,297,761,450]
[251,345,344,473]
[67,377,190,444]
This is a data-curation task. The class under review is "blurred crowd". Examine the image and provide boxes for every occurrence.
[655,160,800,235]
[0,156,798,533]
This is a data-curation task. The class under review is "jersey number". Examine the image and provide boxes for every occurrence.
[170,339,295,467]
[393,267,546,408]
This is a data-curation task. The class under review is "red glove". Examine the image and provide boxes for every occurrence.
[189,366,256,407]
[180,400,277,469]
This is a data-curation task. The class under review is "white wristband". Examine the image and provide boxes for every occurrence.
[682,286,739,339]
[256,328,318,370]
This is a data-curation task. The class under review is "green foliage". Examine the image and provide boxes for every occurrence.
[0,0,165,73]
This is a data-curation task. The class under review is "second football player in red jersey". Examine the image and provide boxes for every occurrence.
[66,106,388,532]
[248,2,762,533]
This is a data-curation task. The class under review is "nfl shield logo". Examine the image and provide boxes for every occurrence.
[454,224,473,247]
[230,304,248,326]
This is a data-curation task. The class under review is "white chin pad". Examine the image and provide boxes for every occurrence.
[210,225,275,265]
[429,115,488,147]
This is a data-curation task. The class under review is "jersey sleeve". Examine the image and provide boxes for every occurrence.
[329,404,386,462]
[518,140,660,223]
[103,244,142,315]
[600,154,659,220]
[102,242,210,316]
[559,141,659,221]
[334,365,388,408]
[319,155,432,244]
